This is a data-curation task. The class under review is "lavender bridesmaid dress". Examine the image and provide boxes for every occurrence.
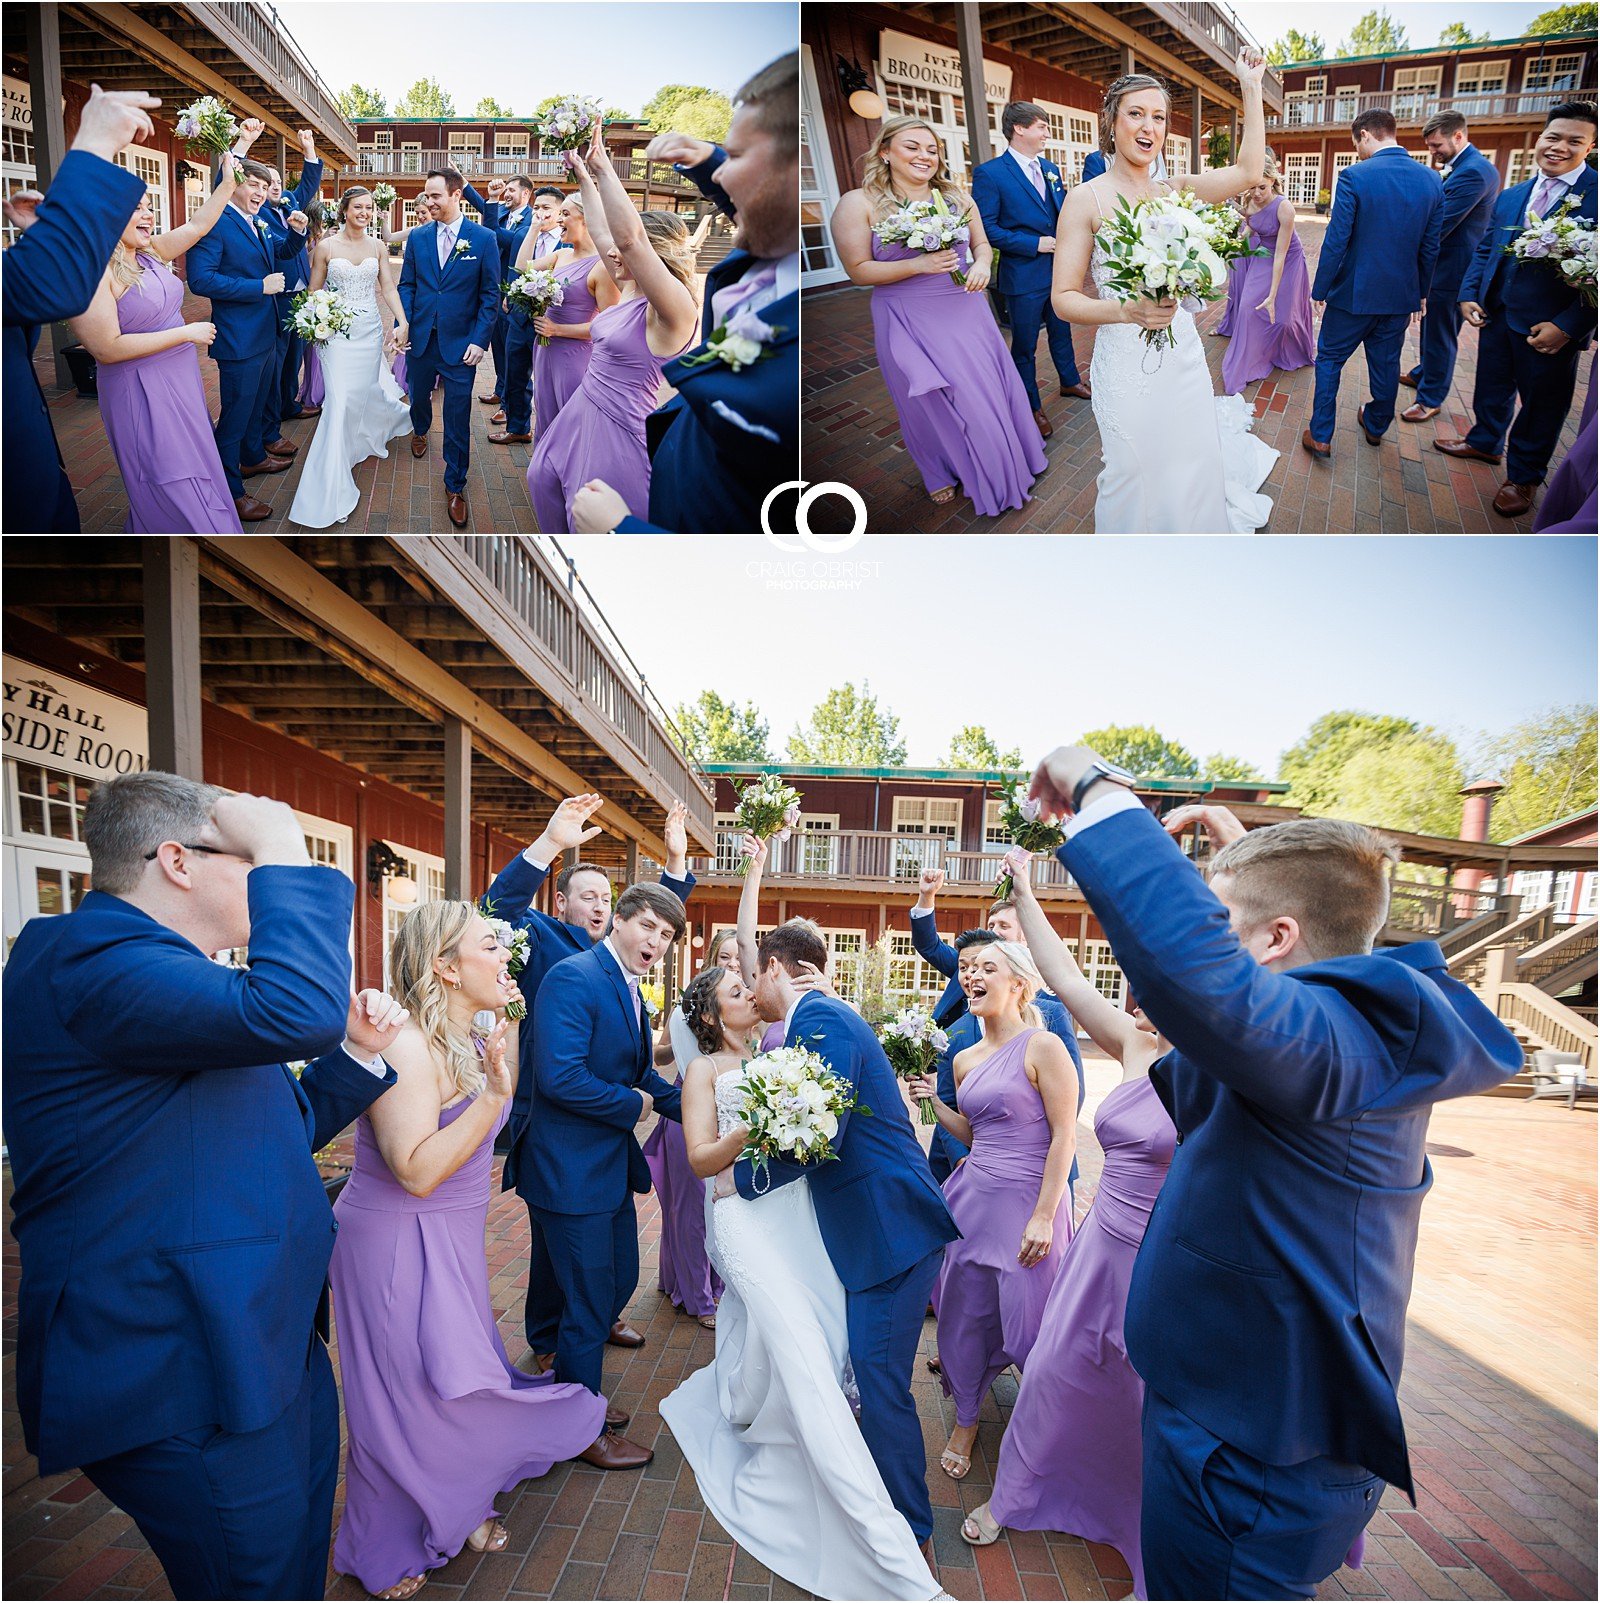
[871,238,1047,517]
[532,253,599,439]
[97,254,241,533]
[527,296,690,531]
[931,1027,1072,1426]
[1221,202,1317,396]
[641,1077,723,1320]
[989,1076,1174,1596]
[1534,355,1597,532]
[298,343,324,409]
[330,1097,606,1595]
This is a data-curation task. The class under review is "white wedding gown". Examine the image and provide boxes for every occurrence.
[287,255,412,529]
[658,1066,941,1603]
[1088,189,1278,533]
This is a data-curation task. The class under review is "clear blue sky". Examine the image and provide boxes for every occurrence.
[275,1,797,117]
[560,536,1597,776]
[1232,1,1566,54]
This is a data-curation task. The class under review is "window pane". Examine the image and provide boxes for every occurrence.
[35,868,64,915]
[69,871,91,909]
[18,794,44,834]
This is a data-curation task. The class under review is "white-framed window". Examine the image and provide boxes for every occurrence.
[359,129,392,174]
[983,799,1008,848]
[1452,59,1508,115]
[880,81,978,184]
[891,796,961,881]
[381,842,447,992]
[1334,84,1361,121]
[400,141,422,175]
[1331,149,1358,197]
[1080,938,1127,1008]
[447,131,481,167]
[1577,872,1597,920]
[1409,150,1433,165]
[1168,135,1190,177]
[1512,869,1554,910]
[1283,151,1322,208]
[8,760,93,843]
[1066,111,1097,183]
[1287,75,1326,125]
[797,814,841,876]
[1522,53,1585,111]
[885,929,947,1008]
[183,160,210,222]
[1393,66,1442,122]
[712,813,745,874]
[116,145,167,234]
[493,131,530,164]
[3,75,37,250]
[1507,147,1540,186]
[801,45,847,287]
[819,927,868,1003]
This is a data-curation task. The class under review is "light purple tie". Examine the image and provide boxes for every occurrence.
[711,259,780,330]
[1529,176,1560,219]
[1028,157,1048,201]
[625,972,642,1029]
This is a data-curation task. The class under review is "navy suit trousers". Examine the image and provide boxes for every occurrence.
[529,1198,641,1398]
[1005,284,1081,408]
[521,1192,567,1355]
[260,323,291,444]
[1311,307,1409,442]
[489,305,508,401]
[83,1339,339,1600]
[279,324,306,419]
[406,330,473,494]
[503,316,537,436]
[1407,294,1465,408]
[1141,1389,1382,1600]
[1465,312,1585,484]
[214,347,280,499]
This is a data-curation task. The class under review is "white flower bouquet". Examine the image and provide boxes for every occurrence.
[878,1004,949,1124]
[505,264,566,344]
[480,900,532,1019]
[289,287,357,345]
[873,194,970,285]
[1095,192,1235,350]
[993,783,1065,898]
[371,182,397,212]
[731,773,802,874]
[174,95,241,181]
[1506,195,1597,308]
[535,96,607,155]
[735,1042,861,1188]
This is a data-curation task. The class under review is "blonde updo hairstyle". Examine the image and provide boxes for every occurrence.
[639,209,696,289]
[388,899,488,1101]
[862,115,968,222]
[1099,73,1172,158]
[984,939,1046,1029]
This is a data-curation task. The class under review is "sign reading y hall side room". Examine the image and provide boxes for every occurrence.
[878,28,1013,103]
[2,657,148,785]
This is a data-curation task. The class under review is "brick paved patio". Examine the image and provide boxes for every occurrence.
[4,1059,1595,1602]
[800,216,1593,535]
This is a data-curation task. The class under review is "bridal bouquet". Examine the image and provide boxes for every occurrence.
[730,772,802,874]
[993,784,1065,898]
[878,1004,948,1124]
[1172,191,1262,268]
[535,96,607,154]
[735,1042,862,1188]
[873,194,970,285]
[371,182,397,213]
[1505,196,1597,307]
[289,287,357,345]
[505,264,566,344]
[1096,192,1233,350]
[479,899,531,1020]
[174,95,241,181]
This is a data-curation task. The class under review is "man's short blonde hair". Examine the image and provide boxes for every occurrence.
[1209,818,1400,959]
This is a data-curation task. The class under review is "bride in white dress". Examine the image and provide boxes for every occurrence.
[658,967,942,1603]
[1053,47,1278,533]
[288,188,412,529]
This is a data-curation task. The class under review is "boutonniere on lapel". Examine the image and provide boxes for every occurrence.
[682,306,786,373]
[452,239,474,261]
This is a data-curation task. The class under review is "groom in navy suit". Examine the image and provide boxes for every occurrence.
[1029,749,1521,1600]
[2,774,401,1598]
[397,165,500,528]
[972,101,1089,441]
[1438,101,1597,518]
[740,924,960,1558]
[1305,108,1442,457]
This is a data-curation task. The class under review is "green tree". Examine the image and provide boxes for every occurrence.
[641,83,735,144]
[1437,21,1490,44]
[1077,724,1198,778]
[1336,10,1410,56]
[1527,2,1598,33]
[1266,29,1328,66]
[788,683,907,766]
[1480,704,1599,841]
[1280,710,1464,833]
[943,725,1023,770]
[1206,126,1234,167]
[1202,752,1265,784]
[394,78,456,119]
[337,83,387,119]
[475,95,514,119]
[670,691,772,763]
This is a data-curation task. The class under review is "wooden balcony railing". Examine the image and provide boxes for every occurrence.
[1271,86,1576,132]
[344,150,695,193]
[1386,877,1504,939]
[1150,1,1284,102]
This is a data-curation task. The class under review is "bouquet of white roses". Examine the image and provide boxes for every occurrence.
[535,96,607,154]
[1095,192,1234,350]
[878,1004,948,1124]
[289,287,357,345]
[1506,195,1597,308]
[175,95,241,181]
[993,783,1065,898]
[735,1042,862,1188]
[480,899,532,1019]
[505,264,566,344]
[1172,191,1263,270]
[731,773,802,874]
[371,182,397,212]
[873,193,970,285]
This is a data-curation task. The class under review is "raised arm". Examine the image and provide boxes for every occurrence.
[908,868,959,979]
[154,119,260,261]
[1177,50,1267,203]
[736,833,767,985]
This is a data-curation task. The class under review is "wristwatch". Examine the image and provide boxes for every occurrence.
[1070,759,1137,816]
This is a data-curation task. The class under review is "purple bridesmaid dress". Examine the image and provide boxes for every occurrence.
[298,343,324,409]
[1221,202,1317,395]
[759,1020,787,1053]
[1534,354,1597,532]
[989,1076,1175,1597]
[330,1097,606,1595]
[931,1027,1073,1426]
[641,1078,723,1320]
[532,253,600,440]
[871,238,1047,517]
[527,296,689,531]
[97,254,241,533]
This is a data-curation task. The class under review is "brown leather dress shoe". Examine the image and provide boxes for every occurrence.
[1059,380,1092,400]
[605,1402,631,1432]
[490,409,507,426]
[488,430,532,444]
[1400,402,1441,423]
[447,492,469,528]
[1492,480,1537,517]
[607,1320,645,1349]
[1033,408,1054,440]
[1301,429,1331,459]
[264,437,298,458]
[479,392,503,406]
[234,494,272,522]
[241,456,291,476]
[410,433,428,458]
[528,1351,555,1374]
[1399,371,1420,389]
[1356,404,1383,446]
[578,1430,653,1470]
[1434,436,1502,464]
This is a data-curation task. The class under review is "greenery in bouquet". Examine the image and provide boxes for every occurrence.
[873,192,970,285]
[1096,192,1232,349]
[1506,195,1597,308]
[478,898,531,1019]
[993,782,1065,898]
[289,287,357,345]
[535,96,607,154]
[878,1004,948,1124]
[730,772,802,874]
[735,1042,864,1190]
[371,182,397,212]
[174,95,241,181]
[505,264,566,344]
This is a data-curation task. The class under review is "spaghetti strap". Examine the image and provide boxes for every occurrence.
[1088,180,1106,218]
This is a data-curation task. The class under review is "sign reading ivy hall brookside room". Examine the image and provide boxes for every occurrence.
[2,658,148,786]
[877,28,1013,105]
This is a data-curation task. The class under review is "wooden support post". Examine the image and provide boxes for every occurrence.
[957,4,992,169]
[1121,43,1135,78]
[142,539,205,779]
[443,717,472,900]
[625,838,640,886]
[1194,84,1205,168]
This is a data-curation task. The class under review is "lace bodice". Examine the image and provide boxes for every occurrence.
[714,1069,746,1139]
[325,255,381,317]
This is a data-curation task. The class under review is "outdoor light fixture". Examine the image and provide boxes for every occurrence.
[367,840,417,902]
[692,933,705,949]
[837,56,885,121]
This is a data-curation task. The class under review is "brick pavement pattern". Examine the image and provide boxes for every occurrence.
[4,1066,1595,1602]
[801,216,1592,535]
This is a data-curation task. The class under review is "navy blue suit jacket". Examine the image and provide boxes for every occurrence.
[971,150,1066,296]
[1430,144,1500,298]
[257,156,323,301]
[1460,166,1597,346]
[187,203,308,361]
[397,217,501,361]
[3,150,145,533]
[1,868,394,1474]
[1311,146,1443,314]
[465,185,534,283]
[520,942,685,1216]
[1080,149,1108,184]
[734,992,960,1290]
[1059,805,1522,1494]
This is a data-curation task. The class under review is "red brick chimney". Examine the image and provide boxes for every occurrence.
[1453,776,1505,907]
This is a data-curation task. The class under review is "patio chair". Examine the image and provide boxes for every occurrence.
[1529,1049,1597,1110]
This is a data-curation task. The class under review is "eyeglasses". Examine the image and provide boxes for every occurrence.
[143,843,249,861]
